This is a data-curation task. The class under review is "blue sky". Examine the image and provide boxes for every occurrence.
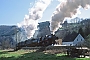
[0,0,90,25]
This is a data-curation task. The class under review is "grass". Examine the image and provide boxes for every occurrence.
[0,50,90,60]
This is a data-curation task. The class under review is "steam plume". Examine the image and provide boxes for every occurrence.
[50,0,90,33]
[18,0,52,38]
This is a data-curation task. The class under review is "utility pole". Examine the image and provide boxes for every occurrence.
[15,27,19,51]
[16,28,17,50]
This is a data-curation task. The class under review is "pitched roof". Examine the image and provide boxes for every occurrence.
[62,32,78,42]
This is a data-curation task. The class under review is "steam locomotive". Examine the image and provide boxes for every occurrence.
[17,34,58,49]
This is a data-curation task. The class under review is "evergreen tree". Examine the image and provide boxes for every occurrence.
[78,27,84,38]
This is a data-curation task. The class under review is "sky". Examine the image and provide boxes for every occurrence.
[0,0,90,25]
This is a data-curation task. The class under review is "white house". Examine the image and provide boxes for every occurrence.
[62,33,85,46]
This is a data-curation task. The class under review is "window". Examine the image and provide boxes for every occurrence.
[81,39,82,41]
[70,44,72,46]
[76,44,77,46]
[77,39,78,41]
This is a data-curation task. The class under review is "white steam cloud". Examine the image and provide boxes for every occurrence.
[18,0,52,38]
[50,0,90,33]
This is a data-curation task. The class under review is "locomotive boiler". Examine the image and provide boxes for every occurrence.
[16,34,58,49]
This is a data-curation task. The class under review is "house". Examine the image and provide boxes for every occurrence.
[62,32,85,46]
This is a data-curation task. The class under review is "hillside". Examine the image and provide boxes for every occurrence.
[55,18,90,38]
[0,18,90,49]
[0,25,17,35]
[0,25,23,49]
[33,21,51,38]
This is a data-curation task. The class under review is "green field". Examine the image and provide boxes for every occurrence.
[0,50,90,60]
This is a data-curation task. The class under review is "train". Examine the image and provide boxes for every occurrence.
[16,34,58,50]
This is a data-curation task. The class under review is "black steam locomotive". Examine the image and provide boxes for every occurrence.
[17,34,58,49]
